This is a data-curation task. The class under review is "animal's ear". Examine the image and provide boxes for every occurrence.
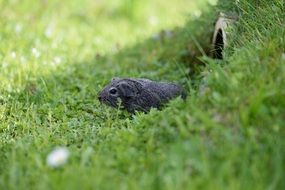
[117,82,135,97]
[111,77,120,82]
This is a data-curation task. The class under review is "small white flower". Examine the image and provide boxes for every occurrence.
[193,10,202,18]
[31,48,41,58]
[46,147,69,168]
[15,23,23,33]
[45,27,53,38]
[11,51,16,58]
[148,16,158,26]
[53,56,62,65]
[2,61,8,68]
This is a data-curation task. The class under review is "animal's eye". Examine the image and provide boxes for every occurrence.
[109,88,117,95]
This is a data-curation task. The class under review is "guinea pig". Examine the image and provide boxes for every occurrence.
[98,77,186,113]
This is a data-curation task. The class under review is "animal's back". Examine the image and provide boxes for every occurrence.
[143,81,184,100]
[127,79,185,112]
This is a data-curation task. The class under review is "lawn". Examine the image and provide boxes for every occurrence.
[0,0,284,189]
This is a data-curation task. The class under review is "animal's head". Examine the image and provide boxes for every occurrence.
[98,78,142,108]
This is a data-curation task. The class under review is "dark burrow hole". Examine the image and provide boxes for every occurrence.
[213,29,224,59]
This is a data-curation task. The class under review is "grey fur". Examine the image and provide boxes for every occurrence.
[98,77,186,113]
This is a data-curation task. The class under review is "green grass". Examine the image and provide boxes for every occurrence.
[0,0,284,189]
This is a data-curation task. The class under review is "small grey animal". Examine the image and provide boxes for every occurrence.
[98,77,186,113]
